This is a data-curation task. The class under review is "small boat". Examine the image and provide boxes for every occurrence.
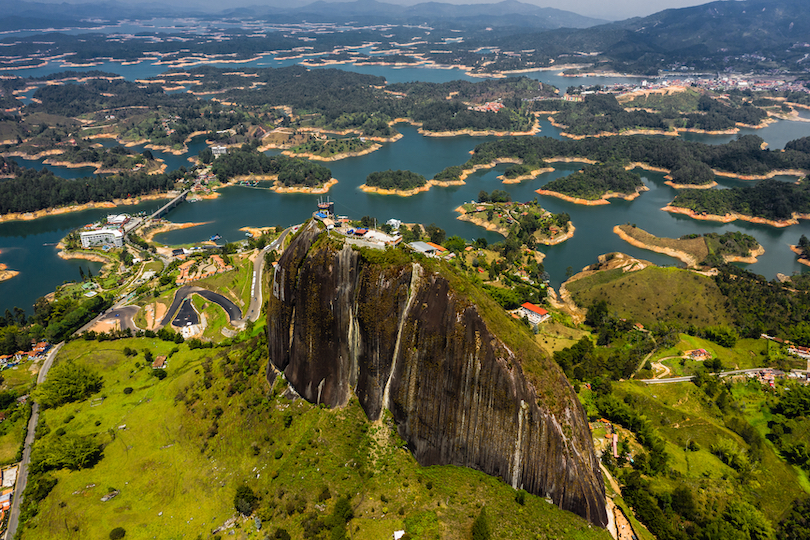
[245,232,253,238]
[210,234,221,241]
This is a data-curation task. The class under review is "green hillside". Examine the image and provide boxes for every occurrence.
[565,266,732,328]
[18,337,609,540]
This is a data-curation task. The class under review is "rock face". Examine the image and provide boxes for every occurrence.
[267,221,608,527]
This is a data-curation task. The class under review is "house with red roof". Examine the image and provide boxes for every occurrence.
[519,302,550,325]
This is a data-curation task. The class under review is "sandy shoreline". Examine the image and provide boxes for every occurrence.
[0,193,177,224]
[359,183,431,197]
[454,205,575,244]
[282,143,382,161]
[662,205,810,228]
[614,225,698,267]
[0,251,19,283]
[142,221,211,243]
[790,245,810,267]
[499,167,555,184]
[664,180,718,189]
[536,186,649,206]
[271,178,338,194]
[454,206,509,236]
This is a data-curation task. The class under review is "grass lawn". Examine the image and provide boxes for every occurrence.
[21,337,610,540]
[195,256,253,311]
[566,266,732,328]
[648,335,775,377]
[536,319,590,354]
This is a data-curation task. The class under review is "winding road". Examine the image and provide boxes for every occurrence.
[640,367,810,384]
[243,228,290,324]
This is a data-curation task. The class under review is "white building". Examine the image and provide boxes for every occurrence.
[80,229,124,249]
[386,218,402,230]
[106,214,129,225]
[211,146,228,158]
[519,302,550,325]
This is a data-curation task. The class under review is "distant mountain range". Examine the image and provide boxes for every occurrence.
[227,0,606,28]
[485,0,810,73]
[0,0,605,30]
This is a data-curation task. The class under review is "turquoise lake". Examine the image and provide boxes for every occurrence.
[2,59,810,314]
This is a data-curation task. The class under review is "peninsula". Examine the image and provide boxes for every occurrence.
[614,224,764,267]
[537,163,647,205]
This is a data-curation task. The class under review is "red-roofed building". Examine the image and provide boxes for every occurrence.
[425,242,447,252]
[519,302,550,325]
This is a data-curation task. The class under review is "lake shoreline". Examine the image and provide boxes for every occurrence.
[536,186,649,206]
[662,205,810,228]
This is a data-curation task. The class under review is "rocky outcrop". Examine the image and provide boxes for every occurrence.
[267,221,608,527]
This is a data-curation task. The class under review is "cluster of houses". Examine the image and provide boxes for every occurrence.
[0,341,50,368]
[79,214,131,249]
[468,101,505,113]
[0,465,18,524]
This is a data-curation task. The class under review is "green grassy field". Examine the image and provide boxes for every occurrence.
[609,380,808,523]
[566,266,732,328]
[195,255,254,311]
[0,364,35,465]
[20,337,610,540]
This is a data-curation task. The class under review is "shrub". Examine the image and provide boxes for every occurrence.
[472,507,491,540]
[234,484,259,516]
[152,369,167,380]
[109,527,126,539]
[33,361,102,408]
[274,450,283,459]
[123,387,133,395]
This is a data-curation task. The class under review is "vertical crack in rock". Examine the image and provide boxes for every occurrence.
[381,262,421,415]
[267,225,609,527]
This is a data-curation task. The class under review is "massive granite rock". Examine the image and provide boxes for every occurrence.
[267,221,608,527]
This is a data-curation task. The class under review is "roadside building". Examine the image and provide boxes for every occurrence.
[80,229,124,248]
[409,241,440,256]
[152,355,167,369]
[519,302,550,325]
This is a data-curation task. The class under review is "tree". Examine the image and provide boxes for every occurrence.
[425,223,446,244]
[33,361,102,408]
[471,506,491,540]
[478,190,490,202]
[444,236,466,253]
[109,527,126,539]
[235,484,259,516]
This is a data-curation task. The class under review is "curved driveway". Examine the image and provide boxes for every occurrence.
[160,286,242,327]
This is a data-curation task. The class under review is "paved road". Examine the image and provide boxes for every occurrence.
[160,285,242,328]
[5,342,63,540]
[244,228,290,323]
[95,306,140,332]
[640,367,809,384]
[172,297,199,327]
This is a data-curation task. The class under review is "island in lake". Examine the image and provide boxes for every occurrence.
[359,169,429,196]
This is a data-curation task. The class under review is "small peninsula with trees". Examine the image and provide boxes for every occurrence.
[432,134,810,187]
[615,224,764,267]
[792,235,810,267]
[537,163,647,204]
[210,145,334,192]
[666,179,810,227]
[456,193,573,245]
